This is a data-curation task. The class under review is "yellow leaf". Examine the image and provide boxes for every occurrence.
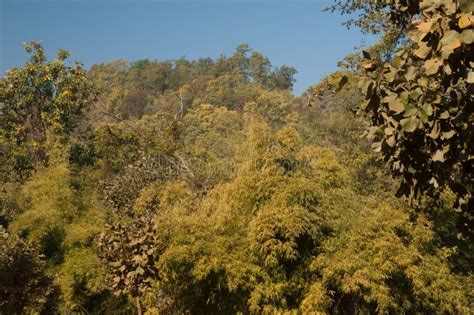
[467,71,474,83]
[461,29,474,44]
[432,150,445,162]
[424,58,443,75]
[440,30,462,58]
[416,21,434,38]
[458,14,473,29]
[386,135,396,147]
[388,99,404,114]
[414,43,430,59]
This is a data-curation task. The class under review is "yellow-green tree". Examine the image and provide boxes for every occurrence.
[0,42,96,167]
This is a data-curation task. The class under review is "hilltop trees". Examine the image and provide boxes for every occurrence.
[87,45,296,122]
[1,41,472,313]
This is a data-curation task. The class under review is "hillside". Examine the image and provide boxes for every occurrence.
[1,41,472,314]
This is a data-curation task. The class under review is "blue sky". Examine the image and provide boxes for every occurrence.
[1,0,374,95]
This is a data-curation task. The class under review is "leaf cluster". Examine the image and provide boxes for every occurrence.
[352,0,473,236]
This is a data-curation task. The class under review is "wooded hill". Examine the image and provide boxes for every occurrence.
[1,0,473,313]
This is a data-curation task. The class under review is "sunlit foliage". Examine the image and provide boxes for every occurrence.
[0,42,96,169]
[1,40,471,313]
[332,0,473,237]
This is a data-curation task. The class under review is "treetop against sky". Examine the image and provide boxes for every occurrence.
[0,0,374,95]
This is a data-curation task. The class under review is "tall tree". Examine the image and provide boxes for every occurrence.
[0,42,96,166]
[331,0,474,237]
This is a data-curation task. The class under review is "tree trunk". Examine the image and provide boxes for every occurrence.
[24,107,47,163]
[136,296,142,315]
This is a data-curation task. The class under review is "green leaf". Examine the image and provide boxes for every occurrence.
[419,109,429,123]
[410,87,423,101]
[400,91,410,104]
[422,103,433,116]
[400,116,419,132]
[461,29,474,44]
[403,104,418,117]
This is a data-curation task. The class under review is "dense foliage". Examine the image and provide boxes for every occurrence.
[0,42,96,179]
[332,0,474,237]
[0,227,56,313]
[1,35,472,314]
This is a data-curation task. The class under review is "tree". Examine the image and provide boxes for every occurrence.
[302,206,471,314]
[0,227,56,313]
[96,214,162,315]
[2,35,472,313]
[249,51,272,85]
[0,42,97,166]
[332,0,474,237]
[154,121,471,313]
[269,65,298,90]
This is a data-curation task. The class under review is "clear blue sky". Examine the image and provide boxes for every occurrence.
[1,0,373,95]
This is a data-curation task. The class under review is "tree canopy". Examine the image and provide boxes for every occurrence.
[0,30,472,314]
[330,0,473,237]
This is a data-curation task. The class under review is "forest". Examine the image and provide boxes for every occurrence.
[0,1,473,314]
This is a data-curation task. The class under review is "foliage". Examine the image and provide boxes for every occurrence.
[180,103,244,189]
[88,45,296,122]
[99,155,175,215]
[0,227,56,313]
[96,214,163,314]
[336,0,474,236]
[10,159,76,261]
[6,147,111,310]
[0,42,96,166]
[305,208,471,314]
[57,248,110,311]
[1,42,472,313]
[153,123,471,313]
